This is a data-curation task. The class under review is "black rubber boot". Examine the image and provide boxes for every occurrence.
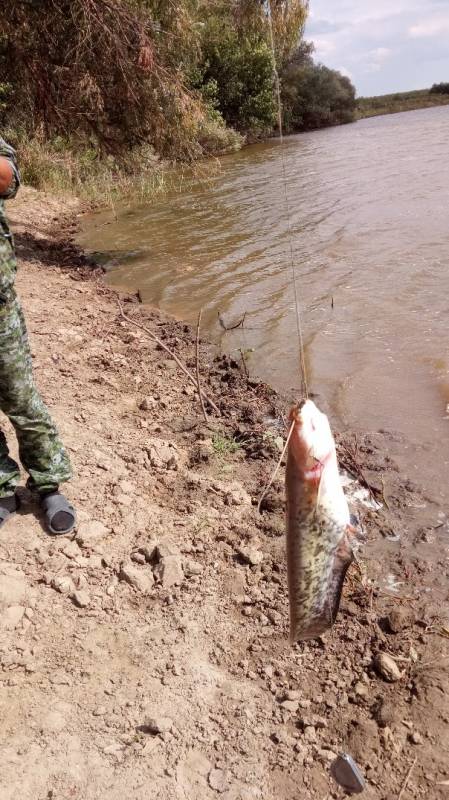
[0,493,19,528]
[40,491,76,535]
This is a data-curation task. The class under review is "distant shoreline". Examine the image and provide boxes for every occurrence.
[357,88,449,119]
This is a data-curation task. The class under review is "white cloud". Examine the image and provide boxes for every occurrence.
[369,47,392,62]
[304,0,449,95]
[312,36,337,57]
[409,15,449,37]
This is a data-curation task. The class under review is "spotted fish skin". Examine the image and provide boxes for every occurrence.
[285,400,354,642]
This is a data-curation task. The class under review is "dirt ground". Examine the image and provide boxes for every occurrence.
[0,187,447,800]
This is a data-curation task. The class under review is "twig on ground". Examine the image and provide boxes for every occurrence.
[380,474,390,509]
[116,298,221,416]
[397,757,417,800]
[196,309,208,424]
[338,440,381,503]
[239,348,249,378]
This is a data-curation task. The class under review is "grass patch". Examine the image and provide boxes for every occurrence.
[4,126,241,206]
[212,432,241,458]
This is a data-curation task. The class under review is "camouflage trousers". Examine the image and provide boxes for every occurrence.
[0,231,72,497]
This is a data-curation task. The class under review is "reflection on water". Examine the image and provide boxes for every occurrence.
[78,106,449,502]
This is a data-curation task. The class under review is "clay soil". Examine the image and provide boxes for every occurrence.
[0,187,447,800]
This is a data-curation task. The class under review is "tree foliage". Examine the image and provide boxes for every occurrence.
[0,0,355,164]
[1,0,214,159]
[430,82,449,95]
[193,13,276,135]
[281,46,356,131]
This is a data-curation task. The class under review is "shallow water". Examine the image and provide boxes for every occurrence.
[79,106,449,503]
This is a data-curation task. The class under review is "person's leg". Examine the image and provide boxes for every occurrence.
[0,427,20,498]
[0,426,21,525]
[0,287,74,530]
[0,292,72,489]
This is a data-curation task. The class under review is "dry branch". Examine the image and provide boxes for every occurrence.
[116,298,221,416]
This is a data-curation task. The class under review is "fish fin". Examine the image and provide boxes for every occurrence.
[324,534,354,626]
[314,467,324,513]
[347,519,366,545]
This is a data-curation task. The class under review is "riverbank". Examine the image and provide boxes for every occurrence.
[0,187,448,799]
[357,89,449,119]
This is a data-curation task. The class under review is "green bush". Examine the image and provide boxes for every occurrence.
[430,82,449,95]
[193,15,276,136]
[281,54,356,132]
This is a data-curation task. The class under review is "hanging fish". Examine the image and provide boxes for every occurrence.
[285,399,357,642]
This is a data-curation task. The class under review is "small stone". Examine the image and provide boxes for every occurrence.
[271,728,295,746]
[131,552,146,565]
[93,706,107,716]
[280,700,299,713]
[75,573,89,590]
[114,493,132,507]
[153,556,183,588]
[140,542,157,562]
[71,590,90,608]
[183,559,204,577]
[161,359,177,372]
[284,690,300,701]
[76,520,111,548]
[118,479,135,494]
[143,716,173,735]
[374,652,402,682]
[409,731,423,745]
[119,563,154,594]
[354,681,369,698]
[139,397,156,411]
[409,645,418,663]
[146,439,180,471]
[2,605,25,630]
[51,575,75,595]
[317,748,337,764]
[324,693,337,709]
[237,547,264,567]
[0,568,30,606]
[208,768,230,794]
[155,538,180,559]
[387,607,414,633]
[62,540,81,560]
[304,726,317,743]
[224,485,252,506]
[375,700,396,729]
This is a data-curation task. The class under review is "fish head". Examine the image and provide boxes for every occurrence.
[288,399,336,484]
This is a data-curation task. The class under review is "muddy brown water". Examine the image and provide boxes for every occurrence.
[79,106,449,510]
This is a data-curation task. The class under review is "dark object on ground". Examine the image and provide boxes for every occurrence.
[41,491,76,535]
[330,753,366,794]
[0,493,19,527]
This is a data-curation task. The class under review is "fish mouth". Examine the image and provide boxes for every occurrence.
[288,400,334,483]
[289,399,307,424]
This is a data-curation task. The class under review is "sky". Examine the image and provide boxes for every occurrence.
[304,0,449,96]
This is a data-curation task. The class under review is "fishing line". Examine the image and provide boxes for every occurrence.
[266,0,309,401]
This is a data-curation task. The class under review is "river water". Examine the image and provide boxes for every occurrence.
[79,106,449,503]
